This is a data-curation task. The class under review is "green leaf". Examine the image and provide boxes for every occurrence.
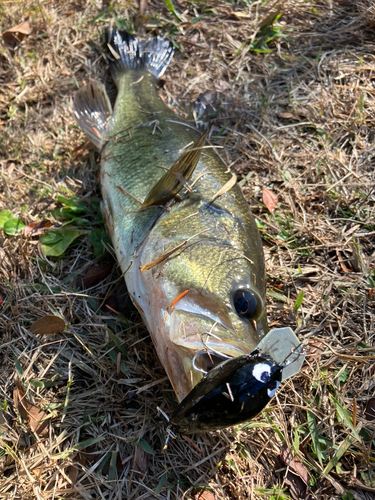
[4,218,25,235]
[107,347,126,374]
[29,379,44,389]
[73,435,106,451]
[341,493,355,500]
[62,378,73,420]
[267,290,288,302]
[330,395,362,442]
[357,342,375,355]
[322,434,355,477]
[137,439,155,455]
[108,451,117,481]
[96,452,111,475]
[13,354,23,378]
[41,228,88,257]
[90,228,110,257]
[164,0,182,21]
[294,290,304,312]
[0,210,13,228]
[263,412,286,443]
[254,488,290,498]
[41,231,63,245]
[155,472,168,495]
[307,410,324,465]
[237,421,270,431]
[56,195,87,213]
[107,328,127,356]
[335,368,348,386]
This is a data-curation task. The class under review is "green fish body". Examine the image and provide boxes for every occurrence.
[74,30,268,402]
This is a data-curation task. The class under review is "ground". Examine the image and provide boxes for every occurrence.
[0,0,375,499]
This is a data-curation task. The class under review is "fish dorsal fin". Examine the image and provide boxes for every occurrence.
[142,132,208,209]
[73,81,112,150]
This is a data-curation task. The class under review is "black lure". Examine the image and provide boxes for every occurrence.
[170,353,282,434]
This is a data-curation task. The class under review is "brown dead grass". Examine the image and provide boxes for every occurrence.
[1,0,375,499]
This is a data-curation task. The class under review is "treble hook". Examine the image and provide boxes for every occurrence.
[192,348,231,375]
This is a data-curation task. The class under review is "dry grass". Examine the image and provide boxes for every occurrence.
[1,0,375,499]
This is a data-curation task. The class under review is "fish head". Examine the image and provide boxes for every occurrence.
[134,238,268,402]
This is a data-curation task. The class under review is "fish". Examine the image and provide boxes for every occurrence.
[73,29,304,432]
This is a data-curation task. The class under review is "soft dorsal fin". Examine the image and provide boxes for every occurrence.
[73,81,112,150]
[142,132,208,208]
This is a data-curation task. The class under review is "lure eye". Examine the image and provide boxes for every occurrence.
[233,289,257,319]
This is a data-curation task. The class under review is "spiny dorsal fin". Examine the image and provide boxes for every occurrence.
[73,81,112,150]
[142,132,208,209]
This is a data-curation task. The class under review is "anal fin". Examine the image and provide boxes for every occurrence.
[142,132,208,208]
[73,82,112,150]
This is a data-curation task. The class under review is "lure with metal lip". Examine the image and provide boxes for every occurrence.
[169,327,305,434]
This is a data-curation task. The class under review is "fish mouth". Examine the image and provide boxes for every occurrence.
[169,301,256,400]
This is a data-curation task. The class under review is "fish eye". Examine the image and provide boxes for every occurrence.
[233,289,257,319]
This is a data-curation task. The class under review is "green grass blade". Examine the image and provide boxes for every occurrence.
[307,410,324,466]
[322,434,355,476]
[164,0,182,21]
[73,435,106,451]
[294,290,304,312]
[330,395,362,442]
[155,471,168,494]
[263,412,286,443]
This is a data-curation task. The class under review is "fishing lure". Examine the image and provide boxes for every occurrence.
[167,329,304,434]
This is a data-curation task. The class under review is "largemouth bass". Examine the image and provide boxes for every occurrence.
[73,30,304,433]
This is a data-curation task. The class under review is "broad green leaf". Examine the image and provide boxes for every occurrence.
[41,231,63,245]
[0,210,13,228]
[41,228,88,257]
[137,439,155,455]
[294,290,304,312]
[29,379,44,389]
[307,410,324,465]
[4,218,25,235]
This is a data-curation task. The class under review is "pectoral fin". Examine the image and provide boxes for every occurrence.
[73,82,112,150]
[142,132,207,208]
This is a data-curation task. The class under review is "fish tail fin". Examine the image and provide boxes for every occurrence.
[73,81,112,150]
[106,29,174,83]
